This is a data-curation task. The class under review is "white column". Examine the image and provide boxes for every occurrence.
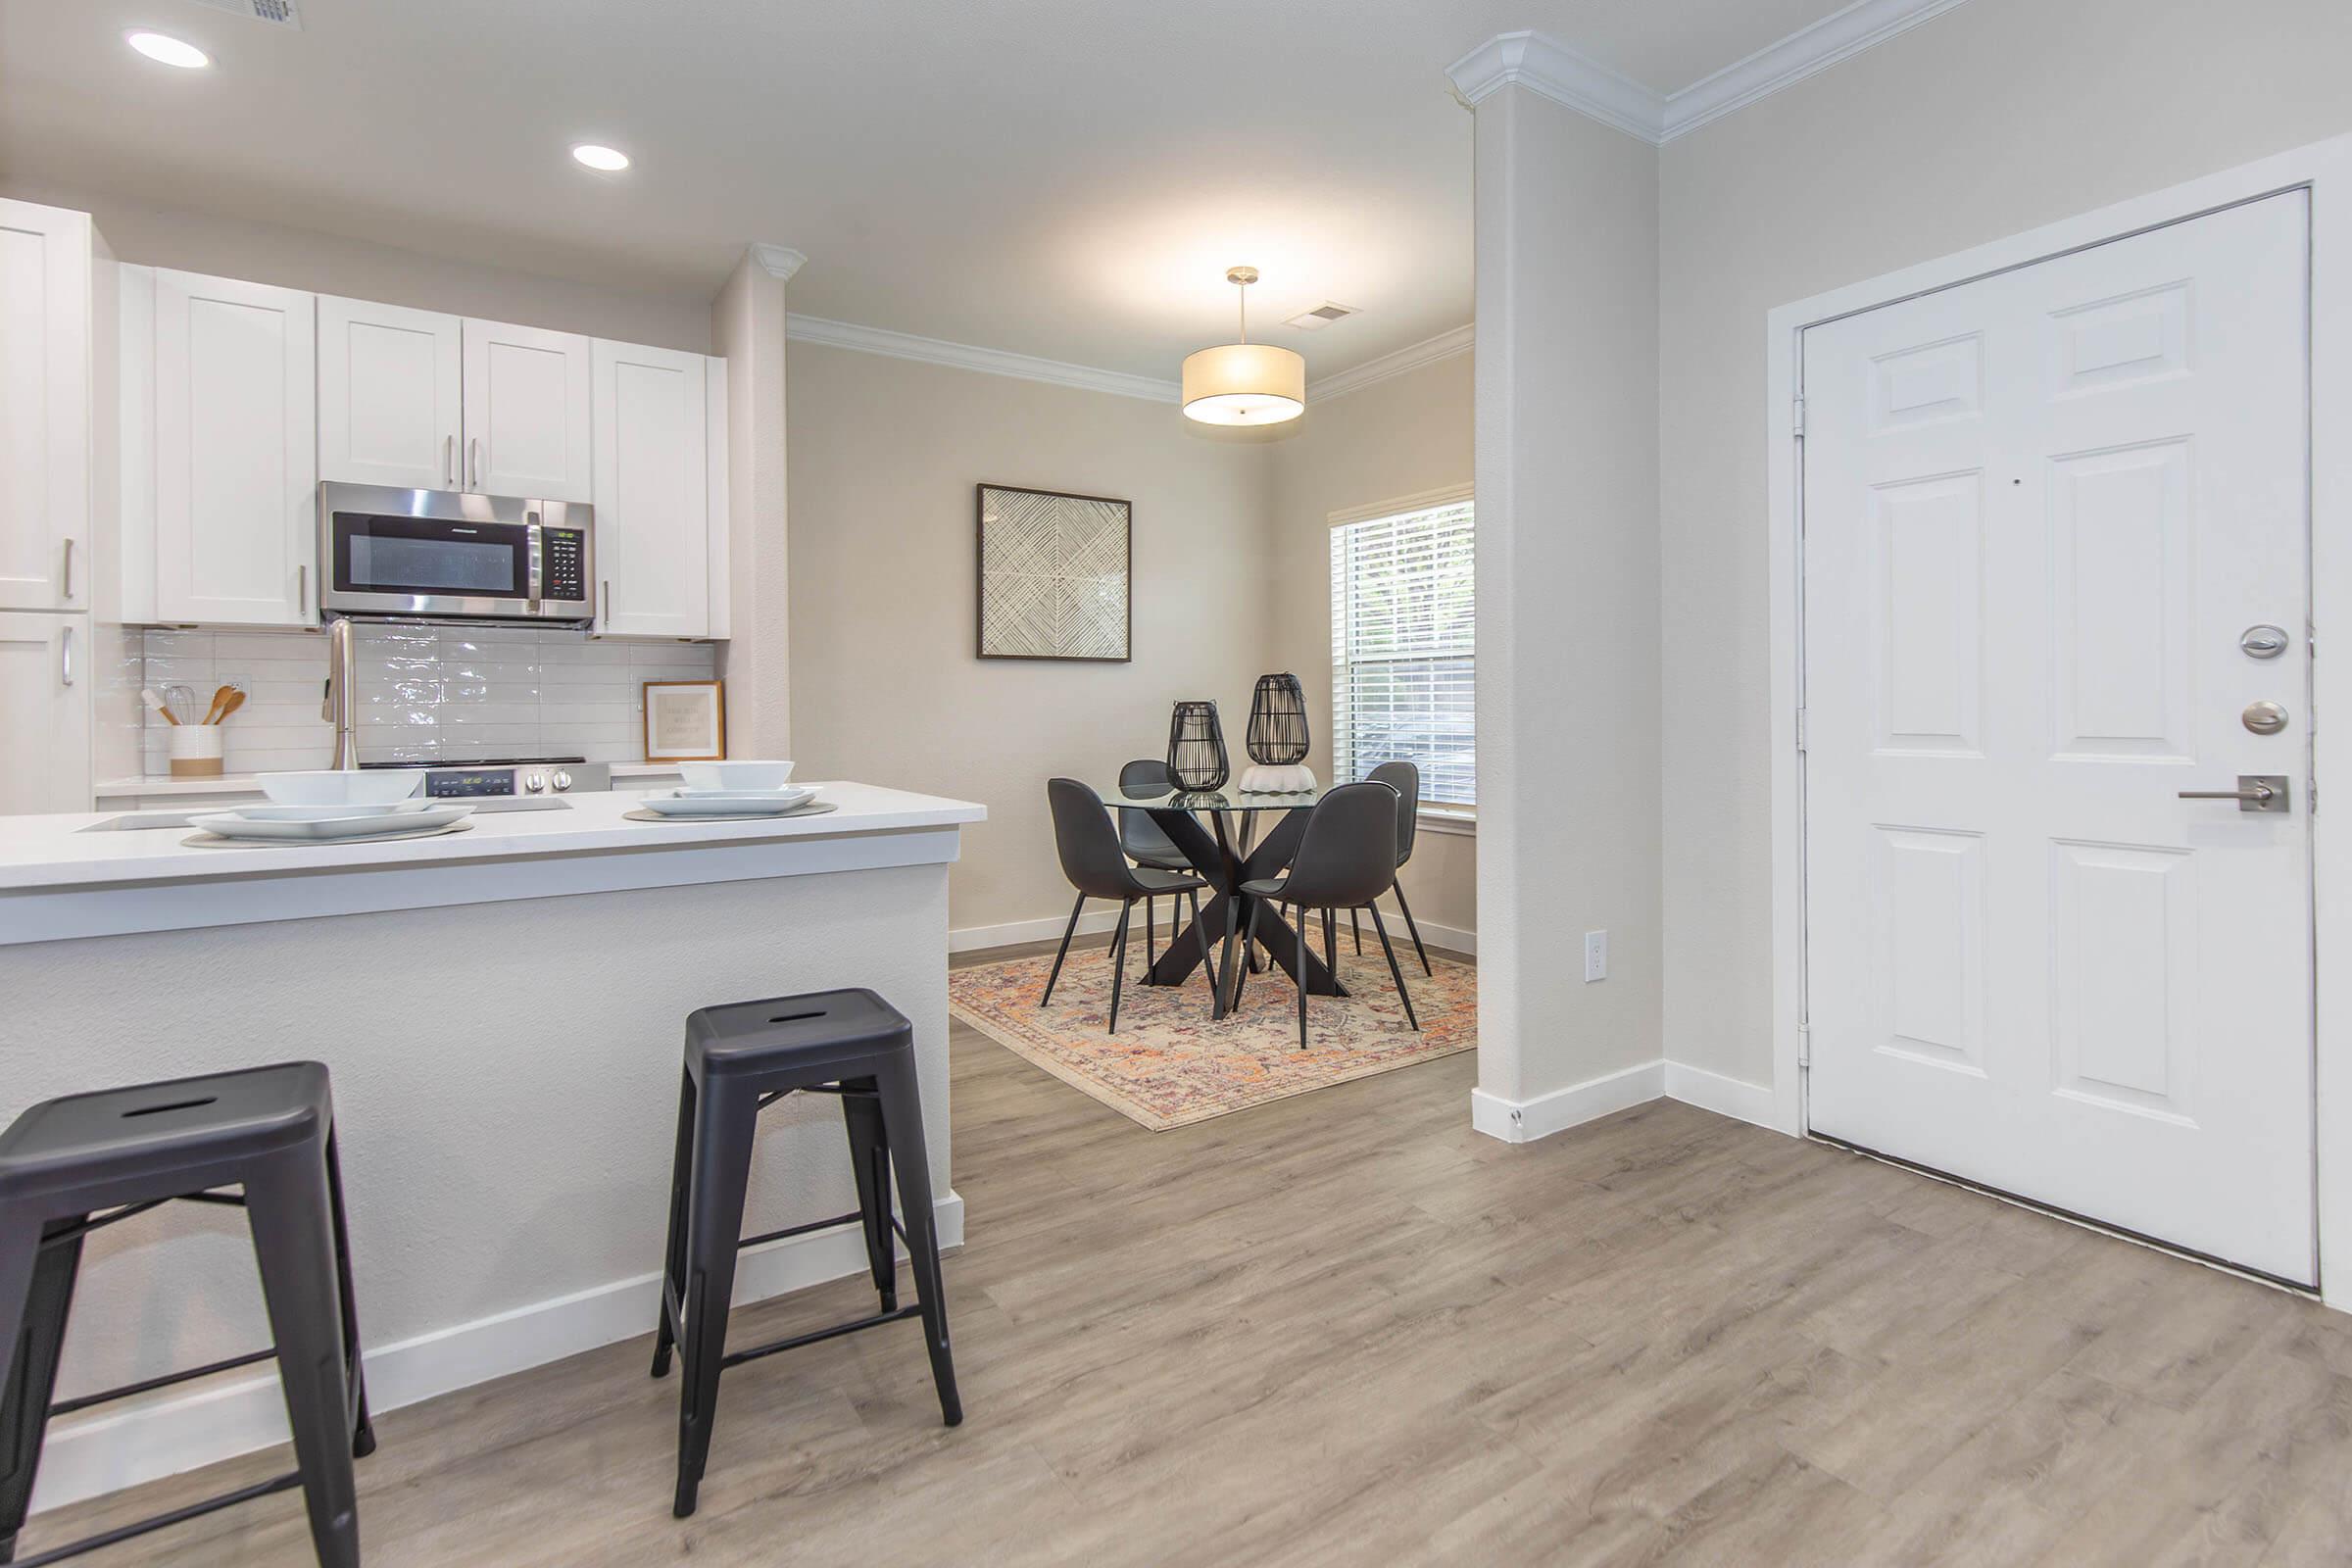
[1454,71,1664,1138]
[711,243,802,757]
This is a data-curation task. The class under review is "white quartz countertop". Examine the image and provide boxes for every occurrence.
[0,783,985,893]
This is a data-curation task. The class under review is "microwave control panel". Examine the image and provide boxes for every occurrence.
[542,529,587,603]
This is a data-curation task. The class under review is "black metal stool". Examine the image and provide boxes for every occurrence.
[651,989,960,1518]
[0,1063,372,1568]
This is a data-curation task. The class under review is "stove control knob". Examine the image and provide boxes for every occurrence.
[552,769,573,793]
[523,771,546,795]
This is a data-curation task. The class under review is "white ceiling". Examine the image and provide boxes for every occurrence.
[0,0,1857,380]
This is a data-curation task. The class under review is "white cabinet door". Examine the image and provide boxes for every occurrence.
[463,318,591,501]
[0,612,91,812]
[0,200,90,612]
[1801,194,2313,1283]
[318,295,462,489]
[154,270,318,627]
[592,339,708,637]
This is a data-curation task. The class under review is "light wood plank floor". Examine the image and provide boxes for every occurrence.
[25,938,2352,1565]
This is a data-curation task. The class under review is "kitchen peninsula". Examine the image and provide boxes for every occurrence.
[0,782,983,1512]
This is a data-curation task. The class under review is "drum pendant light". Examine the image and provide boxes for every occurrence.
[1181,267,1305,426]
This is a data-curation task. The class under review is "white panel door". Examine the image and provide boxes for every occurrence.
[154,270,318,627]
[1802,193,2313,1283]
[463,318,592,501]
[591,338,708,637]
[0,200,90,612]
[0,612,91,813]
[318,295,462,489]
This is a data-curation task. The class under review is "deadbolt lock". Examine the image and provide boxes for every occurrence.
[2243,700,2289,735]
[2240,624,2290,660]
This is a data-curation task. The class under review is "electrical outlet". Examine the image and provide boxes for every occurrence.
[1583,930,1608,983]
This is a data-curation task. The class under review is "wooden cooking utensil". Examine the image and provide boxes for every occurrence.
[201,684,236,725]
[214,688,247,723]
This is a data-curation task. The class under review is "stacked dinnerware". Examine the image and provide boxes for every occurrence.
[639,760,818,818]
[190,770,473,843]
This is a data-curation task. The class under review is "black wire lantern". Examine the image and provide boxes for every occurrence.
[1165,701,1230,792]
[1245,673,1310,765]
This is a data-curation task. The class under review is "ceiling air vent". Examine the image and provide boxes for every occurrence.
[1284,302,1359,332]
[187,0,302,27]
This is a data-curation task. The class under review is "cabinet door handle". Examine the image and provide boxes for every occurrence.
[601,579,612,628]
[444,434,456,487]
[298,564,309,618]
[59,624,74,688]
[468,436,481,490]
[61,537,74,602]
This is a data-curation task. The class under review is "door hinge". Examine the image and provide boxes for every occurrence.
[1791,395,1806,437]
[1794,708,1808,753]
[1796,1022,1812,1067]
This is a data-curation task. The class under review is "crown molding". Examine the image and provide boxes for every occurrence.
[784,315,1180,403]
[1664,0,1977,139]
[1446,0,1977,145]
[750,243,808,280]
[1446,30,1660,142]
[1309,323,1473,402]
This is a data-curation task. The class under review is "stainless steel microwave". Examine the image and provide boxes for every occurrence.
[317,483,594,623]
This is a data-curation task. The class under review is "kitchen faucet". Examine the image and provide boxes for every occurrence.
[322,614,358,770]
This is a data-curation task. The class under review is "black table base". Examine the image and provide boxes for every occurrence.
[1140,806,1348,1007]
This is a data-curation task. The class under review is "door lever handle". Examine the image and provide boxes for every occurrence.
[2180,775,2289,813]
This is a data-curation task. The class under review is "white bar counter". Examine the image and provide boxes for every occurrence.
[0,783,983,1511]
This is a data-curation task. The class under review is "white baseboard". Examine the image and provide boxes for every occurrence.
[952,903,1476,957]
[950,907,1121,954]
[1470,1059,1664,1143]
[1472,1058,1785,1144]
[30,1192,963,1515]
[1662,1062,1779,1130]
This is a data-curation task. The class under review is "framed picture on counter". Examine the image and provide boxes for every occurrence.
[644,679,726,762]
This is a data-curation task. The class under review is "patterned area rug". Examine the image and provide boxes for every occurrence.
[950,935,1476,1130]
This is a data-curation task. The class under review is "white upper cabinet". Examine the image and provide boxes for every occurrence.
[463,318,592,502]
[318,295,462,490]
[0,200,92,612]
[592,339,709,637]
[154,270,317,627]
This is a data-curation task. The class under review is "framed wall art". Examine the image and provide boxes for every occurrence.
[643,679,726,761]
[975,483,1132,662]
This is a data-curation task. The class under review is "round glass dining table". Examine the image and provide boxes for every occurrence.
[1093,782,1347,1016]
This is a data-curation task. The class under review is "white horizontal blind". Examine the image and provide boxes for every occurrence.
[1329,498,1474,806]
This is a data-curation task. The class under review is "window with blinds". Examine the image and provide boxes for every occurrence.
[1329,496,1474,808]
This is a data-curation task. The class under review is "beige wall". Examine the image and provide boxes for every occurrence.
[785,341,1275,936]
[1267,352,1476,942]
[1656,0,2352,1092]
[0,180,714,352]
[1474,87,1662,1109]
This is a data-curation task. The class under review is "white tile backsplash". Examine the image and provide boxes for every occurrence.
[132,626,716,775]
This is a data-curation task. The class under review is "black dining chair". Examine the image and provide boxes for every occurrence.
[1043,778,1212,1032]
[1227,781,1418,1050]
[1350,760,1434,975]
[1119,759,1191,971]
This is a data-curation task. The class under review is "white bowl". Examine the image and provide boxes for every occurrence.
[256,769,424,808]
[678,760,794,793]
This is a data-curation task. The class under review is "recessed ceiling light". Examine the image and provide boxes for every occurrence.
[570,144,630,172]
[126,30,212,69]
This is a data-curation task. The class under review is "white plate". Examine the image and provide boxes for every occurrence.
[678,760,795,792]
[188,804,473,841]
[668,786,815,806]
[225,800,438,823]
[638,789,814,817]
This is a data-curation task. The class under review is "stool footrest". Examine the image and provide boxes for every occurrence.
[738,1211,863,1251]
[11,1470,301,1567]
[48,1346,276,1418]
[719,1303,923,1371]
